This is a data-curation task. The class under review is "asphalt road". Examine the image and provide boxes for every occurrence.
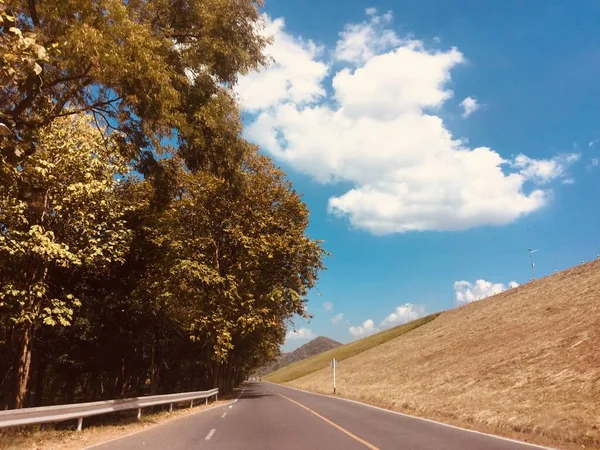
[89,382,551,450]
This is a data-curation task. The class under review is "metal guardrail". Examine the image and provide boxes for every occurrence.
[0,388,219,431]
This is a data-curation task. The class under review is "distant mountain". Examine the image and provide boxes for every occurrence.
[258,336,342,376]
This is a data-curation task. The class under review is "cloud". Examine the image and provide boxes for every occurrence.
[589,139,599,148]
[380,303,426,328]
[334,9,401,65]
[349,319,378,337]
[235,16,328,112]
[512,153,580,185]
[453,279,519,305]
[331,313,344,324]
[323,301,333,311]
[286,327,315,340]
[460,96,480,118]
[238,11,579,235]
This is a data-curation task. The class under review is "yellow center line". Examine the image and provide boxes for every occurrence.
[278,393,379,450]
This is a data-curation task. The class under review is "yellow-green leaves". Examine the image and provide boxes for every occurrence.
[1,0,267,171]
[0,0,320,405]
[139,150,325,365]
[0,114,134,329]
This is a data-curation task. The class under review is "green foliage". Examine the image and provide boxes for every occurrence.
[0,0,268,172]
[138,151,325,364]
[0,114,134,327]
[265,314,440,383]
[0,120,325,407]
[0,0,325,410]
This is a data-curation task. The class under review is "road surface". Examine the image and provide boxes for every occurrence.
[90,382,550,450]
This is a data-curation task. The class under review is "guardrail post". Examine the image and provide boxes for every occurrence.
[215,393,218,401]
[190,400,193,408]
[77,417,83,431]
[137,408,142,420]
[205,397,208,405]
[169,403,173,413]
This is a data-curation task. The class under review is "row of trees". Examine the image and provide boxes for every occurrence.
[0,0,325,409]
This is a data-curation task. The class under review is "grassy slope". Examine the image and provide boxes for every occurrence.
[259,336,342,375]
[265,314,440,383]
[285,260,600,449]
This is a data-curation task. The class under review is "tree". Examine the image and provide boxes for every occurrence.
[0,0,327,408]
[0,114,135,408]
[140,150,325,388]
[0,0,268,173]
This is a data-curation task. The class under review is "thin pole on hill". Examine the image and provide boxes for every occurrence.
[331,358,337,394]
[528,248,539,280]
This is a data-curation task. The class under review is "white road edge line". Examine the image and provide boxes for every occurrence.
[205,428,216,440]
[221,412,227,418]
[263,382,555,450]
[229,405,233,409]
[83,400,234,450]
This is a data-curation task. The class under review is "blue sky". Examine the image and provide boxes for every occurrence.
[236,1,600,350]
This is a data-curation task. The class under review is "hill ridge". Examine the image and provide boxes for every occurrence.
[258,336,342,375]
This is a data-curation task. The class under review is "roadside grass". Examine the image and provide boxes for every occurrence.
[265,313,440,383]
[285,260,600,449]
[0,399,228,450]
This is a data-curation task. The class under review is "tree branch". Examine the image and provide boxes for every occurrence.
[11,77,41,119]
[50,96,123,120]
[47,64,93,88]
[28,0,40,27]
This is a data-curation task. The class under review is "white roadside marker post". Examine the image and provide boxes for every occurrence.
[331,358,337,394]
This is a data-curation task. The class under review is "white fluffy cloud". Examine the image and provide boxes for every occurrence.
[460,96,480,118]
[513,153,580,185]
[323,302,333,311]
[286,327,315,340]
[349,319,378,337]
[331,313,344,324]
[335,9,401,65]
[237,11,579,235]
[380,303,426,328]
[235,16,327,112]
[454,279,519,305]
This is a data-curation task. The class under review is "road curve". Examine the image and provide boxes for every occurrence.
[90,382,552,450]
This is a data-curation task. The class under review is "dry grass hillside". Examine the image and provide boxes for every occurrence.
[257,336,342,376]
[266,314,439,383]
[286,260,600,449]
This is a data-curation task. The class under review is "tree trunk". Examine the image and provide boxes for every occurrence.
[33,357,47,406]
[14,323,33,409]
[212,360,220,389]
[63,372,76,404]
[150,328,159,395]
